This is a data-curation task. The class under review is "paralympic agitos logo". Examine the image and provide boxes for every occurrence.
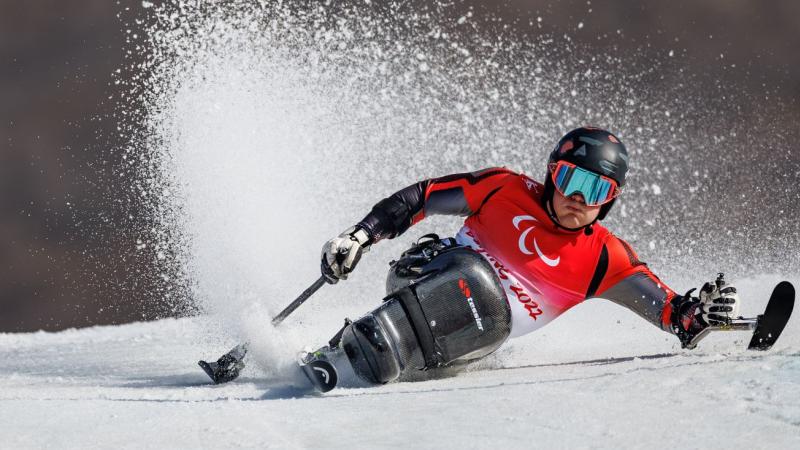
[512,215,560,267]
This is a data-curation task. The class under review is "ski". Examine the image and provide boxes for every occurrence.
[198,342,340,392]
[685,281,794,350]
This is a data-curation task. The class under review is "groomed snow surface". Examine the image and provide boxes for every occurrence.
[1,274,798,449]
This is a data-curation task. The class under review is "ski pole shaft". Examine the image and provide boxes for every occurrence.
[271,275,328,325]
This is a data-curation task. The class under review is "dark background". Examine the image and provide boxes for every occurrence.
[2,0,798,332]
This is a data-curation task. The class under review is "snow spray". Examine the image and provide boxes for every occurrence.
[119,1,800,373]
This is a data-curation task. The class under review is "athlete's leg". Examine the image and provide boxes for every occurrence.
[301,243,512,392]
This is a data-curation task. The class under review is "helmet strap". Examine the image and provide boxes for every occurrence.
[597,198,615,221]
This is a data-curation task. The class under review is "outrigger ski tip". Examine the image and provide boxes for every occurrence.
[748,281,794,350]
[199,343,248,384]
[685,281,795,351]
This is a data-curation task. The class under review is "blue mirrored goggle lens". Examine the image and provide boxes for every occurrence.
[553,164,614,206]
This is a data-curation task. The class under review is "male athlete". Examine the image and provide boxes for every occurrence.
[200,127,742,391]
[307,127,741,391]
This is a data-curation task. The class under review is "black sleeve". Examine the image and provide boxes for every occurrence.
[599,272,677,333]
[356,180,431,242]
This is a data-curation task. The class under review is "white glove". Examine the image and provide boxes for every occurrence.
[321,226,371,283]
[698,277,741,326]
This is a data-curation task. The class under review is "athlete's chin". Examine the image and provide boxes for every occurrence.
[557,213,586,229]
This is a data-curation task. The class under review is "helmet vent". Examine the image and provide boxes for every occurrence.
[578,136,604,146]
[599,160,618,173]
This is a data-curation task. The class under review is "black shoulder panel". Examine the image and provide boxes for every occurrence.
[433,167,514,185]
[585,244,609,299]
[426,187,472,216]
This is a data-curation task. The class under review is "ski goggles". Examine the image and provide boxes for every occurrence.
[549,160,621,206]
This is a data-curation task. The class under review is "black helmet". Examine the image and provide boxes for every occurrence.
[543,127,629,223]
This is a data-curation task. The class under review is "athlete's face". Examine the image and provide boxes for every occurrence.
[552,190,602,229]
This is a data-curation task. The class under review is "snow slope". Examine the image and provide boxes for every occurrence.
[2,275,798,449]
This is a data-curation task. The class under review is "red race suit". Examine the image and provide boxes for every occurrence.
[357,168,681,339]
